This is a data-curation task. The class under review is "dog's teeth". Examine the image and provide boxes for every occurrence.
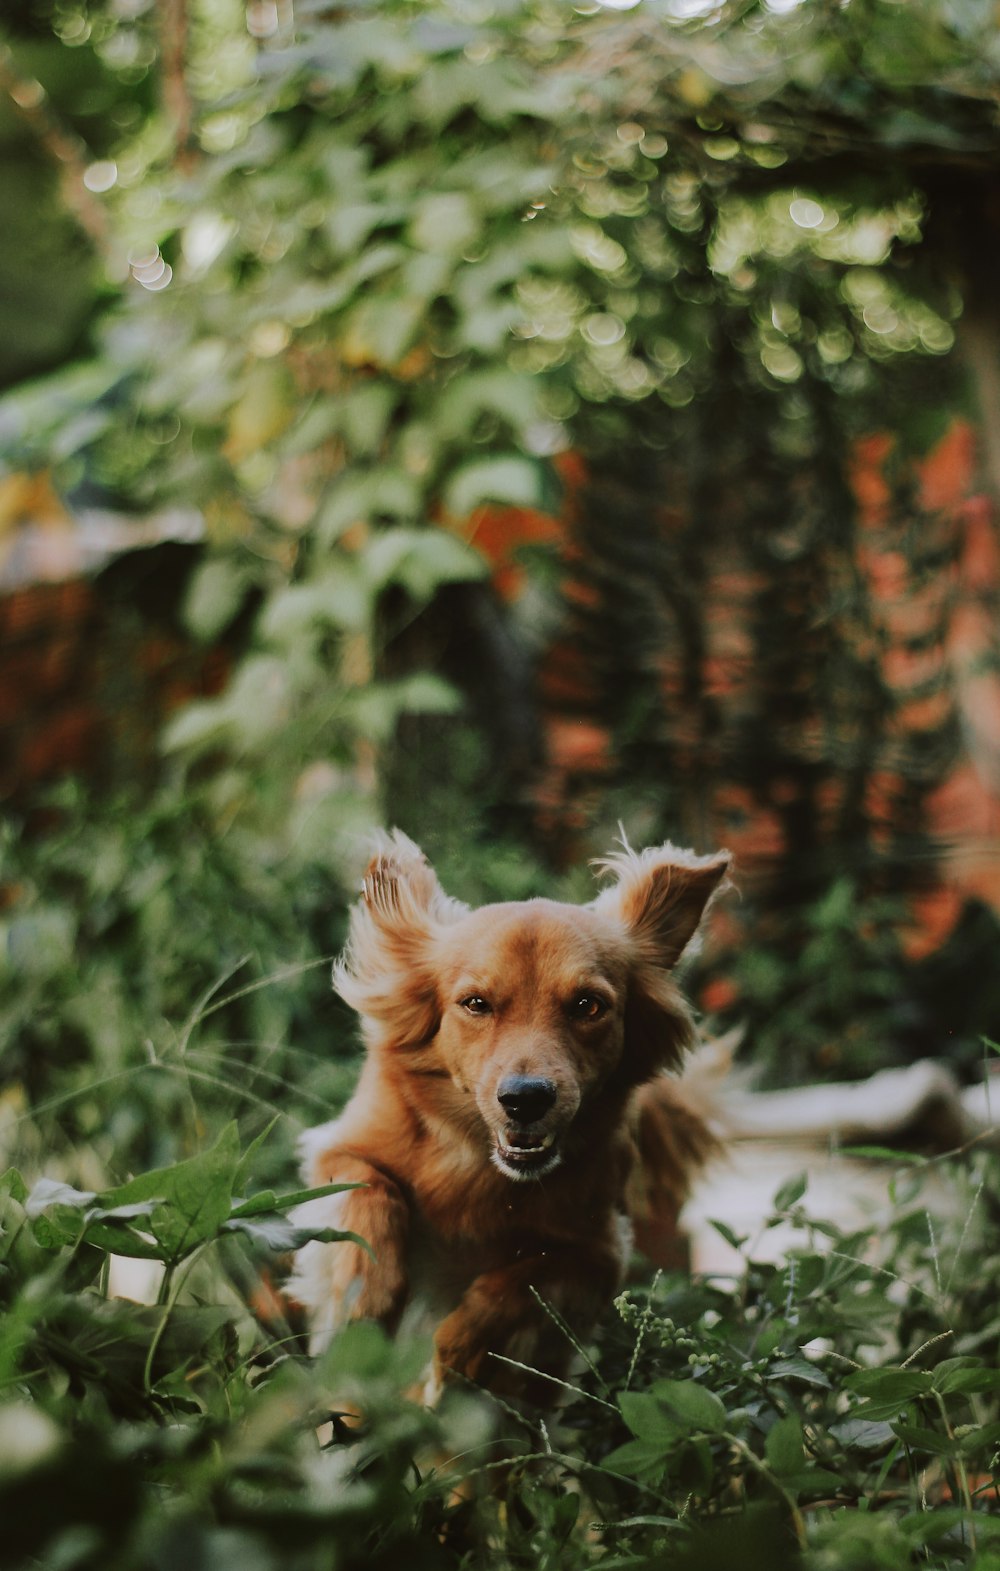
[539,1133,554,1149]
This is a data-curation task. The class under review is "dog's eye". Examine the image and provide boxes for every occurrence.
[459,995,493,1016]
[570,993,608,1021]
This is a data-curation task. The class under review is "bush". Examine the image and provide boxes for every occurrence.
[4,1062,1000,1567]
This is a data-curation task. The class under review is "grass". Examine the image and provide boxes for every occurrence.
[4,795,1000,1567]
[4,1039,1000,1570]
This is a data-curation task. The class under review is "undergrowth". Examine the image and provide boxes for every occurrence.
[4,799,1000,1566]
[4,1067,1000,1568]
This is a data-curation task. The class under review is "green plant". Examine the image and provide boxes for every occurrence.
[6,1119,1000,1569]
[557,1156,1000,1568]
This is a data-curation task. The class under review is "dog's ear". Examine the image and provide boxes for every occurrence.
[592,841,732,1078]
[593,842,732,970]
[334,831,466,1048]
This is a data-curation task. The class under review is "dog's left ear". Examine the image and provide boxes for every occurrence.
[592,842,732,1078]
[593,842,732,970]
[334,831,467,1049]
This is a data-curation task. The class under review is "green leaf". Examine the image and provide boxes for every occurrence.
[231,1116,281,1197]
[846,1368,935,1401]
[839,1145,926,1164]
[410,192,480,255]
[183,558,252,643]
[362,526,487,601]
[443,455,542,516]
[222,1215,372,1253]
[7,910,75,979]
[708,1218,748,1251]
[0,1168,27,1205]
[900,1507,998,1547]
[772,1173,808,1211]
[935,1364,1000,1396]
[601,1437,671,1482]
[436,368,538,440]
[830,1417,897,1451]
[768,1356,831,1388]
[619,1390,684,1445]
[651,1379,728,1434]
[341,295,423,369]
[341,382,399,457]
[259,572,370,645]
[890,1421,955,1457]
[229,1180,364,1219]
[99,1123,242,1265]
[765,1414,804,1476]
[318,470,422,544]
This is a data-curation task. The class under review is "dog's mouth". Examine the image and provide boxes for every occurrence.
[492,1129,561,1181]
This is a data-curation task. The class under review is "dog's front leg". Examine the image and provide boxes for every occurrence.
[432,1243,623,1407]
[291,1154,409,1353]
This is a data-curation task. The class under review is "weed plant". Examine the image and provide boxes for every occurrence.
[4,1057,1000,1568]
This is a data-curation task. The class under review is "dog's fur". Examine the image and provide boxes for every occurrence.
[290,832,731,1407]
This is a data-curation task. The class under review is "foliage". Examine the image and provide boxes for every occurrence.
[0,781,362,1183]
[3,2,998,1059]
[5,1085,1000,1568]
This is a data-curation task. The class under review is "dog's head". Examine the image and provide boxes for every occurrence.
[335,832,731,1182]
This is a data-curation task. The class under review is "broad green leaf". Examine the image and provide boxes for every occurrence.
[443,455,542,516]
[341,382,398,457]
[890,1421,955,1457]
[845,1368,935,1402]
[829,1417,897,1451]
[772,1173,808,1211]
[318,470,421,543]
[100,1123,242,1265]
[651,1379,727,1433]
[341,295,423,369]
[768,1356,831,1388]
[160,698,231,756]
[601,1437,672,1481]
[183,558,252,643]
[764,1413,804,1476]
[619,1390,684,1445]
[362,526,487,601]
[436,368,538,440]
[933,1359,1000,1396]
[327,201,387,257]
[410,192,480,256]
[0,1168,27,1204]
[259,573,370,645]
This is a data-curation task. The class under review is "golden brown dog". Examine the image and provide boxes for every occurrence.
[290,832,730,1407]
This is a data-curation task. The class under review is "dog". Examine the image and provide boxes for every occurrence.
[290,831,731,1409]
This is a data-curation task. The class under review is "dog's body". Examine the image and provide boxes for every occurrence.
[291,833,730,1406]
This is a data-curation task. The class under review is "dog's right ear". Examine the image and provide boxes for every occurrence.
[591,839,732,1080]
[334,831,466,1047]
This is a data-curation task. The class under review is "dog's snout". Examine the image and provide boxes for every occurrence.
[497,1075,557,1124]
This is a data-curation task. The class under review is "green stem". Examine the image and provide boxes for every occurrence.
[726,1434,807,1552]
[932,1391,976,1552]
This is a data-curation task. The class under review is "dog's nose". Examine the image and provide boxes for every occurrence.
[497,1075,557,1124]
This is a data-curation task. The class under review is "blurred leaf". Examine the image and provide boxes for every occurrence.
[362,526,487,601]
[764,1413,804,1475]
[183,558,253,643]
[443,455,542,515]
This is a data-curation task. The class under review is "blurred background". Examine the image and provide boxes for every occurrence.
[2,0,1000,1187]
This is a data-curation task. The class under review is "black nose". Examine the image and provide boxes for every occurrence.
[497,1075,557,1124]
